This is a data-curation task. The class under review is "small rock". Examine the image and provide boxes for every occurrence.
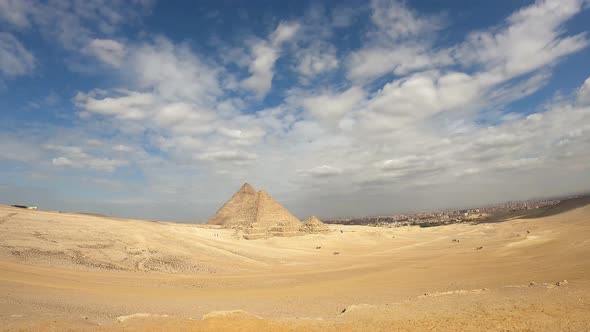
[529,281,536,287]
[424,293,430,296]
[474,246,483,250]
[556,280,568,286]
[340,308,346,314]
[315,246,321,249]
[526,230,530,234]
[333,251,340,255]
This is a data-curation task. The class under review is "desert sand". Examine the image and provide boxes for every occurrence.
[1,201,590,331]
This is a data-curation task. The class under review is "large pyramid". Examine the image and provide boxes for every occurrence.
[207,183,302,239]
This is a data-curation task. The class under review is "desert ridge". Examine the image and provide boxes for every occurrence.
[207,183,329,239]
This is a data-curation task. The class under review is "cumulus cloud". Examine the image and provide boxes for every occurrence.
[131,37,221,103]
[302,86,365,128]
[241,43,279,98]
[75,90,154,120]
[73,36,281,173]
[85,38,125,67]
[346,0,447,82]
[242,22,300,98]
[452,0,588,81]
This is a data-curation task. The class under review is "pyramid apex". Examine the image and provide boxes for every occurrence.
[256,190,272,198]
[304,215,323,224]
[238,182,256,194]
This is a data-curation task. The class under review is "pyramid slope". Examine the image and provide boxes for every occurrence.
[255,191,301,228]
[301,215,330,233]
[207,183,257,226]
[207,184,302,239]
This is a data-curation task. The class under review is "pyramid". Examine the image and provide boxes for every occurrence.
[207,183,302,239]
[300,215,330,233]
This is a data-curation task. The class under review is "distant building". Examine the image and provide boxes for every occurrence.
[11,205,37,210]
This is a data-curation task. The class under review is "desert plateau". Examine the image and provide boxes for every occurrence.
[1,189,590,331]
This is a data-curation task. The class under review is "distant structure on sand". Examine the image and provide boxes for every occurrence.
[11,205,37,210]
[207,183,329,239]
[301,215,330,233]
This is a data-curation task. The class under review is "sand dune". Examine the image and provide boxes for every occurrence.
[1,204,590,331]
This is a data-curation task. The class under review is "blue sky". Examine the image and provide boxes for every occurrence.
[1,0,590,222]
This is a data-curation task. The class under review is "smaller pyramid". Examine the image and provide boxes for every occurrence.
[300,215,330,233]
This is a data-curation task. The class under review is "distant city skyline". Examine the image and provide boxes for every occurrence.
[1,0,590,222]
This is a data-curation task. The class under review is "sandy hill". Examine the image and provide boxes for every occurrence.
[300,215,330,233]
[207,183,302,239]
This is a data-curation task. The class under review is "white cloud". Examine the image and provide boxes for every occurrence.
[0,0,33,28]
[241,42,279,98]
[0,32,35,77]
[72,37,284,172]
[296,41,339,79]
[131,38,221,104]
[85,38,125,67]
[578,77,590,105]
[197,150,257,162]
[46,144,128,171]
[346,0,447,82]
[51,156,73,167]
[365,71,479,129]
[270,22,300,46]
[112,144,133,152]
[303,165,343,177]
[452,0,588,80]
[349,0,588,86]
[347,45,449,82]
[370,0,443,42]
[0,0,154,49]
[153,102,216,134]
[302,86,365,128]
[75,90,154,120]
[242,21,300,98]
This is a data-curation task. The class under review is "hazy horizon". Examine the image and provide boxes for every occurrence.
[3,186,589,223]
